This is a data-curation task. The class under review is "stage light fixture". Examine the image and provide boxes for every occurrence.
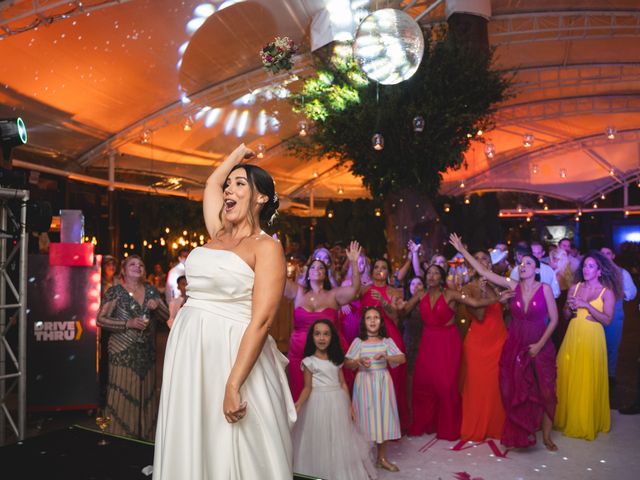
[0,117,28,166]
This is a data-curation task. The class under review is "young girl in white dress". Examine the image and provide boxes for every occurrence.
[345,306,406,472]
[293,319,377,480]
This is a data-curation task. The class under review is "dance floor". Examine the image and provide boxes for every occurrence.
[376,411,640,480]
[1,412,637,479]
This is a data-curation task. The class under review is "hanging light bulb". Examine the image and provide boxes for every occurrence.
[141,128,151,144]
[476,129,483,137]
[517,204,523,213]
[313,169,318,178]
[374,208,382,217]
[459,179,466,189]
[183,115,194,131]
[484,142,495,159]
[256,143,266,159]
[298,121,308,136]
[522,133,534,148]
[372,133,384,151]
[592,202,598,209]
[560,168,567,178]
[537,195,544,204]
[531,164,539,175]
[338,186,344,194]
[464,196,470,205]
[327,209,334,219]
[605,126,616,140]
[609,168,615,176]
[412,116,425,133]
[543,204,549,211]
[444,203,451,213]
[526,216,531,223]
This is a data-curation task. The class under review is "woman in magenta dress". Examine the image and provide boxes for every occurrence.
[403,263,499,440]
[284,241,361,401]
[360,258,409,431]
[450,234,559,451]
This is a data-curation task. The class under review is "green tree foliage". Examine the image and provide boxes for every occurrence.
[289,28,511,197]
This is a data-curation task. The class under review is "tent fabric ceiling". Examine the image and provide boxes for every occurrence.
[1,0,639,212]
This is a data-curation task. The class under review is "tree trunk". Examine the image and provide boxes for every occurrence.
[383,188,447,269]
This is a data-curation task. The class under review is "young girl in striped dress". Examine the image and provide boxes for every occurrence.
[346,306,406,472]
[293,319,377,480]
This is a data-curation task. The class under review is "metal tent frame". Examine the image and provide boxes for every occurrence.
[0,187,28,444]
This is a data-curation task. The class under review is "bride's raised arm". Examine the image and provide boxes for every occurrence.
[203,143,254,238]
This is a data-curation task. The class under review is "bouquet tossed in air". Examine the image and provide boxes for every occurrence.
[260,36,298,74]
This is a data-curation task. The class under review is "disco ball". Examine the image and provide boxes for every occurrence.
[353,8,424,85]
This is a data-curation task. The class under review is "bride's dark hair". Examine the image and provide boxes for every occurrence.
[218,164,279,231]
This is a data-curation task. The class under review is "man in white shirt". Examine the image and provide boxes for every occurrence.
[600,247,637,392]
[165,248,189,304]
[510,243,560,299]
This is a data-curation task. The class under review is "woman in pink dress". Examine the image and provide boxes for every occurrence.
[450,234,559,451]
[360,258,409,431]
[402,263,500,440]
[284,241,361,401]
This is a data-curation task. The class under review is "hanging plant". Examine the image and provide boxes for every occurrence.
[288,26,512,197]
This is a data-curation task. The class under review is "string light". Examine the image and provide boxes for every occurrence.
[183,115,193,132]
[523,133,534,148]
[313,170,318,178]
[484,142,495,159]
[464,196,470,205]
[256,143,266,159]
[605,126,616,140]
[374,208,381,217]
[560,168,567,178]
[537,195,544,204]
[459,180,465,189]
[592,202,598,209]
[532,164,539,174]
[327,209,334,219]
[298,120,308,136]
[444,203,451,213]
[600,192,606,200]
[338,186,344,194]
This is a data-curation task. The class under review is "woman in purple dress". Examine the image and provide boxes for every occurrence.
[283,241,361,401]
[450,234,559,451]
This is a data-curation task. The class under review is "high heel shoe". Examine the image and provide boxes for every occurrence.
[376,458,400,472]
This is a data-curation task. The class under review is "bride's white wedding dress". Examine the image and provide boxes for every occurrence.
[153,247,296,479]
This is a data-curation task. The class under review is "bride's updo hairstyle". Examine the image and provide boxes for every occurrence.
[224,163,280,229]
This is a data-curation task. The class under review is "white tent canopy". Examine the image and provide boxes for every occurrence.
[1,0,639,214]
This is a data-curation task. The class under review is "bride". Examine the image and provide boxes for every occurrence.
[153,143,295,479]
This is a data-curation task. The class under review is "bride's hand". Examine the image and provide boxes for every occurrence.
[223,384,247,423]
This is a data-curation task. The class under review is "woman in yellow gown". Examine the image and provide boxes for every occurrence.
[555,251,621,440]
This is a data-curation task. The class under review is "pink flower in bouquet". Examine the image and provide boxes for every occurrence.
[260,36,298,74]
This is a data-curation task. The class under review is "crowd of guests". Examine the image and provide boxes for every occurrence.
[283,234,640,478]
[95,234,640,478]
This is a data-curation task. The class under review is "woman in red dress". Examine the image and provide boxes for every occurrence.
[459,250,507,442]
[403,263,502,440]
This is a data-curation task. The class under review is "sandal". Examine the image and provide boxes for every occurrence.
[376,458,400,472]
